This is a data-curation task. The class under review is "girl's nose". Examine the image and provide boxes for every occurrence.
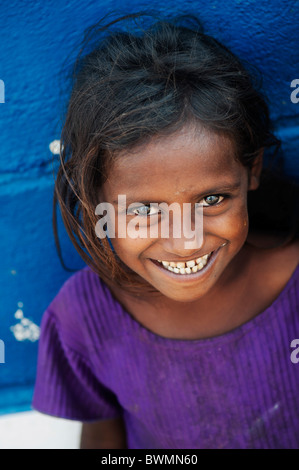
[161,225,204,258]
[160,204,204,255]
[162,233,205,259]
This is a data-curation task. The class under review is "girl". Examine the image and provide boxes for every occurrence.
[33,13,299,449]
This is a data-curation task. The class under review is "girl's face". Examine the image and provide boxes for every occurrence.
[99,126,261,303]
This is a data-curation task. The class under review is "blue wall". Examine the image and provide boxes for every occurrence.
[0,0,298,415]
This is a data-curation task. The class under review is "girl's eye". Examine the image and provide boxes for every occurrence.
[199,195,225,206]
[127,196,227,216]
[128,204,160,217]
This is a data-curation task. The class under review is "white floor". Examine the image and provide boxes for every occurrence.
[0,410,82,449]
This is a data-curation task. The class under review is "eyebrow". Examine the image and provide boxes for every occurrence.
[112,181,242,206]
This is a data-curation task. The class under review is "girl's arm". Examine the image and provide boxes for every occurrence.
[80,416,127,449]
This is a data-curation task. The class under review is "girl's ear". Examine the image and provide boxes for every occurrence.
[248,149,264,191]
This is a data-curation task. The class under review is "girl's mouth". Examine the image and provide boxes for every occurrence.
[157,251,212,273]
[149,244,226,282]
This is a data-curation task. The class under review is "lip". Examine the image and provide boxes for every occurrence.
[149,245,223,283]
[157,250,212,264]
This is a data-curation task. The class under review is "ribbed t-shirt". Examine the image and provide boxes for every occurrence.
[32,264,299,449]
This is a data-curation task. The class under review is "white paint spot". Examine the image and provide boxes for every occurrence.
[0,79,5,104]
[49,140,63,155]
[10,304,40,342]
[14,309,23,319]
[0,340,4,363]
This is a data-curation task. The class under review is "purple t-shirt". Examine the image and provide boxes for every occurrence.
[32,264,299,449]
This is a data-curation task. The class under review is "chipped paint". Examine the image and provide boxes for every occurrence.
[0,340,4,363]
[49,140,63,155]
[0,80,4,104]
[10,304,40,342]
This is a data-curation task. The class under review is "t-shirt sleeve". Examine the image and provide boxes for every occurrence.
[32,308,122,422]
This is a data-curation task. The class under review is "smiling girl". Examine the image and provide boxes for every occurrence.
[33,14,299,449]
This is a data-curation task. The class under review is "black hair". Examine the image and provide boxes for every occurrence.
[53,12,299,294]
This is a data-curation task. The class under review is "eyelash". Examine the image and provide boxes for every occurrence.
[199,194,227,207]
[127,194,229,217]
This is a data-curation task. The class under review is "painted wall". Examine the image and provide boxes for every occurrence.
[0,0,298,414]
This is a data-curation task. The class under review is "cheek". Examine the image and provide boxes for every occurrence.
[230,205,250,243]
[112,214,158,261]
[111,234,153,267]
[204,201,249,241]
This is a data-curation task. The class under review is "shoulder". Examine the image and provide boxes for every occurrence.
[49,265,109,312]
[283,238,299,263]
[246,235,299,309]
[260,237,299,273]
[48,266,97,317]
[271,238,299,289]
[44,266,117,352]
[247,231,299,267]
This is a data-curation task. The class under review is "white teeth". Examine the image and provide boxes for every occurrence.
[186,260,195,268]
[176,262,186,269]
[156,251,212,275]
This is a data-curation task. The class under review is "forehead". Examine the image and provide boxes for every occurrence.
[102,127,245,197]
